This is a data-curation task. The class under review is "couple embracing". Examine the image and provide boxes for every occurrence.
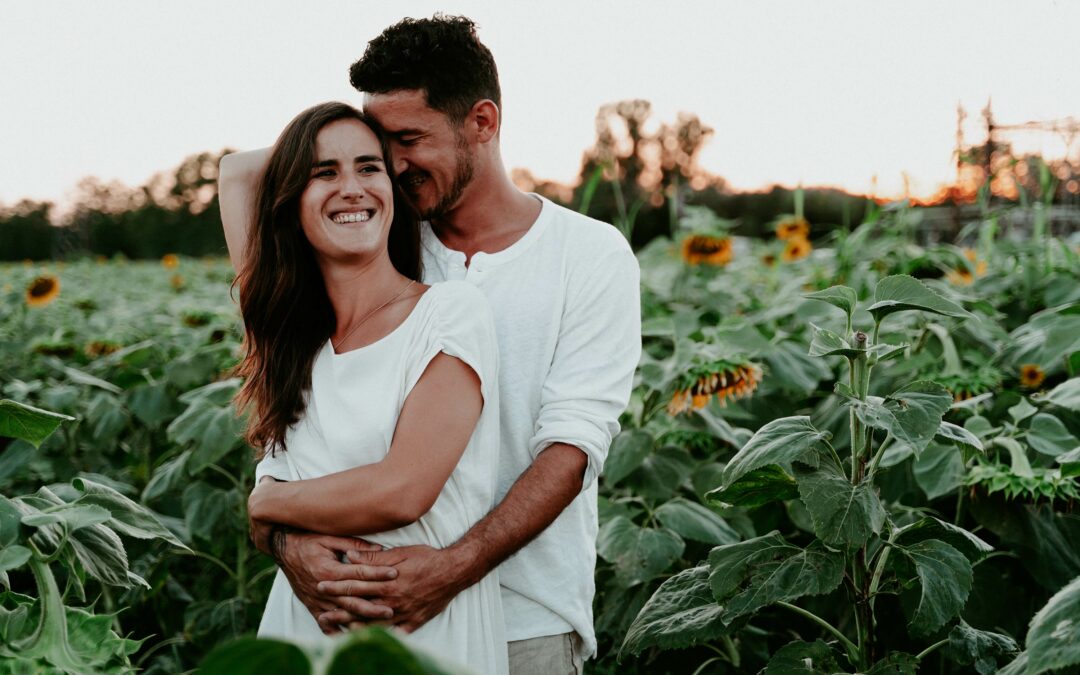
[219,15,640,675]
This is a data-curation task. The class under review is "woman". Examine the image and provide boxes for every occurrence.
[228,102,506,674]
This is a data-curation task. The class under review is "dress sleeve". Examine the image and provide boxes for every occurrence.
[403,282,500,406]
[254,447,297,482]
[527,246,641,492]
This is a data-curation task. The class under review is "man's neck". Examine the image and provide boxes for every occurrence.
[430,173,542,263]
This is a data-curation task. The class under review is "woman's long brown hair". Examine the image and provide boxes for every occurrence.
[233,102,421,458]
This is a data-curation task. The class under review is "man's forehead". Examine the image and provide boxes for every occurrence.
[362,90,442,129]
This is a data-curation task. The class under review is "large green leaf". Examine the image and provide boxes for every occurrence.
[707,465,799,509]
[803,285,858,321]
[808,325,862,358]
[86,393,128,444]
[1025,574,1080,674]
[127,382,176,429]
[72,477,187,549]
[182,482,234,543]
[1038,377,1080,411]
[894,517,993,563]
[620,565,729,658]
[626,446,696,501]
[913,443,966,500]
[21,504,111,532]
[604,430,653,486]
[794,464,885,550]
[0,497,22,548]
[68,522,136,588]
[1027,413,1076,457]
[0,399,74,448]
[1059,447,1080,478]
[654,498,740,545]
[327,627,468,674]
[942,619,1019,675]
[866,652,919,674]
[867,275,972,323]
[200,637,311,675]
[896,539,972,635]
[763,341,833,396]
[708,532,844,622]
[851,381,952,457]
[142,450,192,502]
[935,421,984,453]
[597,516,684,587]
[721,416,828,489]
[167,400,245,474]
[764,640,841,674]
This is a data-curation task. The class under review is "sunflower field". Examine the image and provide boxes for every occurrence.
[1,197,1080,674]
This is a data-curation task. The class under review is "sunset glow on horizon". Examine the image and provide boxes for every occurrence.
[2,0,1079,210]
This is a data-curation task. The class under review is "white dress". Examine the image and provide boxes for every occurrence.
[256,281,508,675]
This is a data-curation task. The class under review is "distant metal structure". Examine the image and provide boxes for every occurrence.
[944,100,1080,239]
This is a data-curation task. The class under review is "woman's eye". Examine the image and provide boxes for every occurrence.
[313,169,336,179]
[359,165,381,174]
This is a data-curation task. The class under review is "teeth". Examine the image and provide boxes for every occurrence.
[332,211,372,224]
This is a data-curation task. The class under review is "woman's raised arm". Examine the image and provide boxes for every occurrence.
[218,148,271,272]
[246,352,484,536]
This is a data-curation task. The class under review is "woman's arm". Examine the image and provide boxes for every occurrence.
[218,148,271,273]
[247,352,483,535]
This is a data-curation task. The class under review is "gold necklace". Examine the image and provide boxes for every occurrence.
[333,279,416,351]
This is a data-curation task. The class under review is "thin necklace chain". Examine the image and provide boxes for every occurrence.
[333,279,416,351]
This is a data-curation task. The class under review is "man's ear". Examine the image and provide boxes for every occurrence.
[468,99,500,143]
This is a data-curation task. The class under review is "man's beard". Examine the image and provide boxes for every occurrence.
[420,138,474,221]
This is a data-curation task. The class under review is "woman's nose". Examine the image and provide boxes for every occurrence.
[340,172,365,198]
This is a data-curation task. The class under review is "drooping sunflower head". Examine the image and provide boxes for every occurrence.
[933,366,1003,402]
[85,340,121,358]
[781,236,812,262]
[161,253,180,270]
[775,216,810,241]
[946,248,987,285]
[681,233,733,266]
[1019,364,1046,389]
[668,358,764,415]
[25,275,60,307]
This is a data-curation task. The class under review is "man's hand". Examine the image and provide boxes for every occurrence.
[274,532,399,634]
[314,545,467,634]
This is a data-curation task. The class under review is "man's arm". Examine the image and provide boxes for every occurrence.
[318,243,642,632]
[218,148,271,272]
[315,442,586,633]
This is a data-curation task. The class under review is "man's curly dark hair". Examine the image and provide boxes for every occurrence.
[350,15,501,125]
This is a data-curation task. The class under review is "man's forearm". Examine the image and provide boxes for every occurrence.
[447,442,588,588]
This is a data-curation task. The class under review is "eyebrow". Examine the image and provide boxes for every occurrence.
[311,155,385,168]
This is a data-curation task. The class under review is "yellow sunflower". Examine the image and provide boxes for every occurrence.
[947,248,987,285]
[161,253,180,269]
[668,359,763,415]
[681,234,733,266]
[775,216,810,241]
[781,236,812,262]
[25,275,60,307]
[1019,364,1045,389]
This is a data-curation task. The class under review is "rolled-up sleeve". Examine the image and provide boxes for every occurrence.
[527,247,641,491]
[254,448,296,483]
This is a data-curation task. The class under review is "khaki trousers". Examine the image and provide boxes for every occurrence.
[507,632,583,675]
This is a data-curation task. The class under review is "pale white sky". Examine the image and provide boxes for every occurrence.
[1,0,1078,209]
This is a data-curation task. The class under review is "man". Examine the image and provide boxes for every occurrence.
[219,15,640,673]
